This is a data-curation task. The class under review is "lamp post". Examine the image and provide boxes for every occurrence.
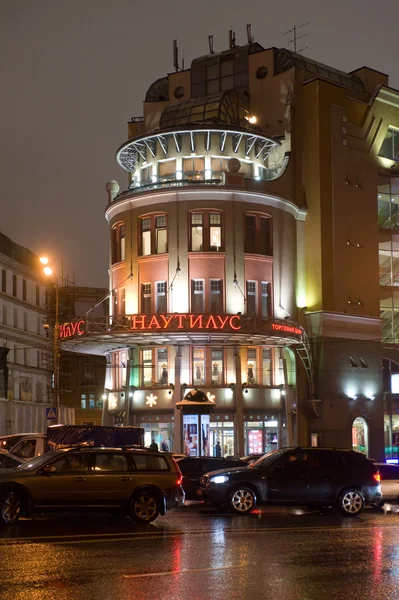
[40,257,60,409]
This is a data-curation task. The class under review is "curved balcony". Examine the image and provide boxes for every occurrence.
[114,126,289,200]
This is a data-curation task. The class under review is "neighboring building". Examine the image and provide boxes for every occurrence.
[52,286,108,425]
[0,231,53,433]
[62,33,399,460]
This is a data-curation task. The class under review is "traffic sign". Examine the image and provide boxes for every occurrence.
[46,407,58,420]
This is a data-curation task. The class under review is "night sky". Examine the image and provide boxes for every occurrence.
[1,0,398,287]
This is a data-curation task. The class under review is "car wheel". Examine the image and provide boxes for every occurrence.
[337,489,364,517]
[129,490,160,524]
[1,491,22,525]
[229,486,256,515]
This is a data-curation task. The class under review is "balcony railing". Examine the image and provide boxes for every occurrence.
[114,178,223,201]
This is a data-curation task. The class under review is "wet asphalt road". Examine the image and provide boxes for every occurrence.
[1,504,399,600]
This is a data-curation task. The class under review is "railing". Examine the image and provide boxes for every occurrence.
[113,178,223,201]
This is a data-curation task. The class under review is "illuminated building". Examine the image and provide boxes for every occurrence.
[62,32,399,459]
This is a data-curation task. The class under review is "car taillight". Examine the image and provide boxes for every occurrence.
[373,472,381,483]
[177,476,183,486]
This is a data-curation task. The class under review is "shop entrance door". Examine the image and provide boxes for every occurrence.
[209,422,235,457]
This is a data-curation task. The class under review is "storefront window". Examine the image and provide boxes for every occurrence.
[352,417,368,456]
[193,348,205,385]
[247,348,257,384]
[142,350,153,387]
[209,420,235,457]
[244,419,279,455]
[142,422,174,452]
[211,348,223,385]
[157,348,168,385]
[262,348,271,385]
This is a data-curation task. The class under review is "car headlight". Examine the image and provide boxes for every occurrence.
[210,475,229,484]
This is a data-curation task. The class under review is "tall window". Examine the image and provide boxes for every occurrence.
[81,394,87,409]
[246,281,256,315]
[191,280,204,313]
[113,288,126,318]
[22,279,27,301]
[1,270,6,293]
[156,281,167,312]
[261,282,271,317]
[141,283,152,314]
[111,222,126,264]
[2,305,7,325]
[142,349,153,387]
[262,348,271,385]
[37,316,41,335]
[23,312,28,331]
[244,214,272,255]
[190,211,224,252]
[210,279,223,313]
[211,348,223,385]
[155,216,167,253]
[247,349,257,384]
[139,214,168,256]
[13,308,18,329]
[36,285,40,306]
[209,213,221,250]
[89,393,95,409]
[193,348,205,385]
[191,213,203,251]
[157,348,168,384]
[12,274,17,297]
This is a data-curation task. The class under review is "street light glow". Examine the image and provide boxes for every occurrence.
[43,266,53,276]
[40,257,49,265]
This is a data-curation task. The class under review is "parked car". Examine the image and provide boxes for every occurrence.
[375,463,399,504]
[0,450,24,469]
[175,456,245,500]
[0,434,36,453]
[10,434,46,460]
[240,454,264,465]
[198,447,381,517]
[0,447,184,525]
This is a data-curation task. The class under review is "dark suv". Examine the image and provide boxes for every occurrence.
[0,448,184,525]
[198,447,381,517]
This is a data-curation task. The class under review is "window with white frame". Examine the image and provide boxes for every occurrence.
[81,393,87,409]
[210,279,223,313]
[111,222,125,264]
[139,214,168,256]
[209,213,222,250]
[193,348,205,385]
[156,281,167,312]
[246,281,256,315]
[191,280,204,313]
[190,213,203,251]
[155,215,167,254]
[141,283,152,314]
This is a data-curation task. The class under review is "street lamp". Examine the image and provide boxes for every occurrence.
[40,257,60,409]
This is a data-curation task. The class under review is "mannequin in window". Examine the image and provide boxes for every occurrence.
[159,364,168,385]
[212,362,220,385]
[247,363,255,384]
[195,363,202,382]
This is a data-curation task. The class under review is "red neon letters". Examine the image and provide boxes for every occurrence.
[59,319,85,339]
[130,314,242,331]
[271,322,302,336]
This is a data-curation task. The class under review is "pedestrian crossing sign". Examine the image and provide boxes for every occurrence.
[46,407,57,420]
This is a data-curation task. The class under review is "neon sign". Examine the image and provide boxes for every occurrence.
[130,314,242,331]
[59,320,85,339]
[271,322,302,336]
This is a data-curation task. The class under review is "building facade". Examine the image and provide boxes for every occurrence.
[0,231,53,433]
[62,36,399,460]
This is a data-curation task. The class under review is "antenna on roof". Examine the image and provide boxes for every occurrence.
[208,34,214,54]
[173,39,179,72]
[283,22,310,54]
[246,24,254,44]
[229,29,236,49]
